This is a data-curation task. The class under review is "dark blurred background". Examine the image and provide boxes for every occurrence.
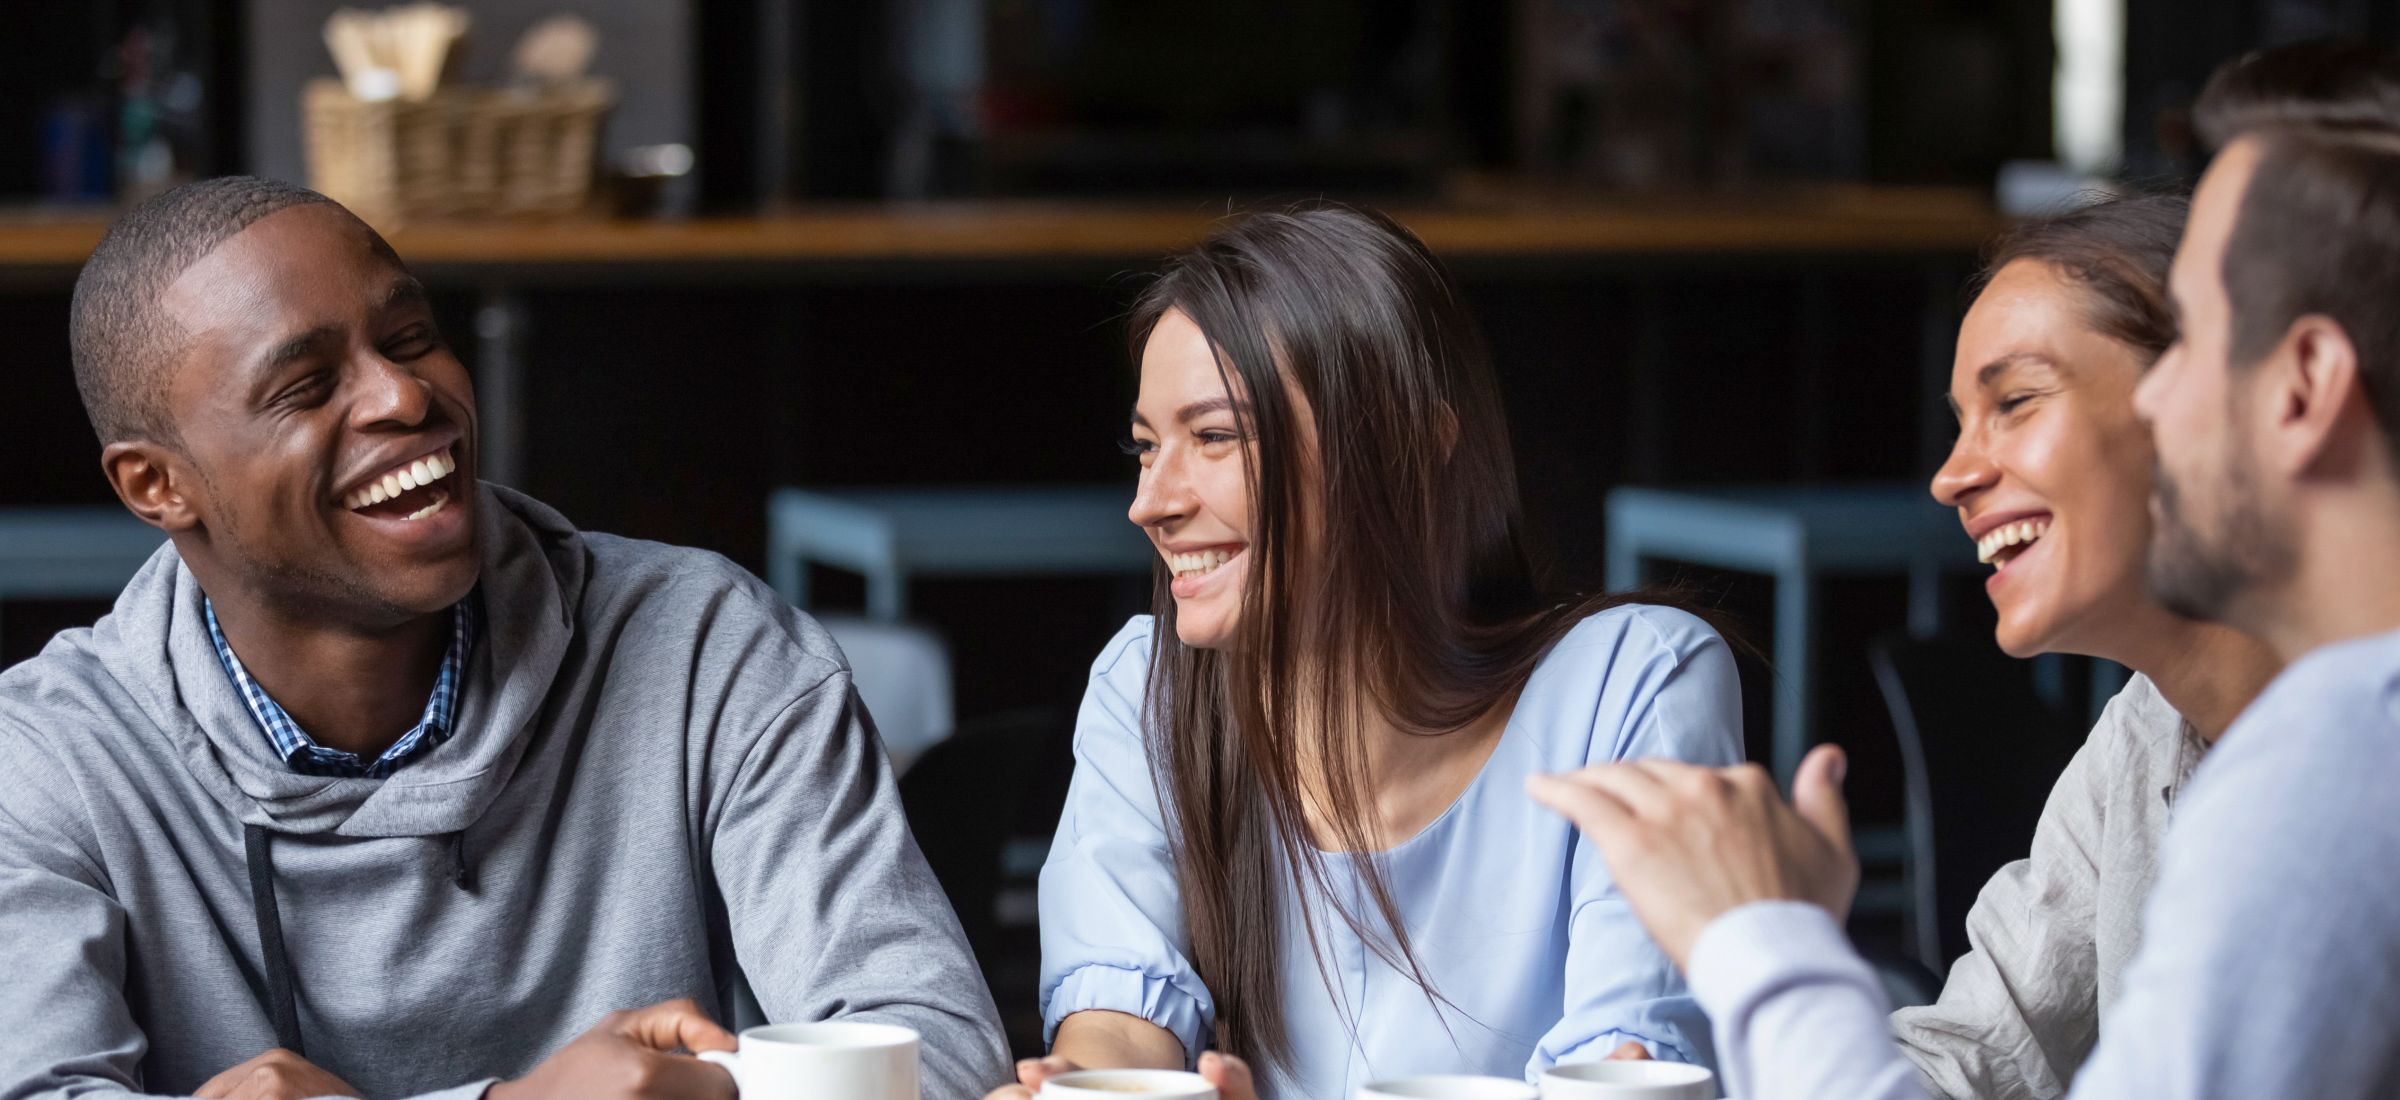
[0,0,2380,1058]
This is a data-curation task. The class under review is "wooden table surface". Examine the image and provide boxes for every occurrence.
[0,185,2003,273]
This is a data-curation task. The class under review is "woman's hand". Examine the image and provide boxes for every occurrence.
[1196,1052,1260,1099]
[982,1051,1258,1100]
[983,1055,1084,1099]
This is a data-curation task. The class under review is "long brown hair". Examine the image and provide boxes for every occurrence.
[1127,205,1653,1069]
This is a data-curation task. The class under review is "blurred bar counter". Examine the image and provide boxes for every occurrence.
[0,185,2001,278]
[0,186,2002,484]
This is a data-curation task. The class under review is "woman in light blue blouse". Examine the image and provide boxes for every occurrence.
[989,206,1744,1100]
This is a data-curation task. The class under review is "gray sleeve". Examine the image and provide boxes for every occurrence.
[0,732,184,1100]
[1888,732,2108,1100]
[709,669,1011,1100]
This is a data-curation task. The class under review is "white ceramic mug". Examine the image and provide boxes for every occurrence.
[697,1021,920,1100]
[1537,1060,1715,1100]
[1040,1068,1218,1098]
[1357,1075,1541,1100]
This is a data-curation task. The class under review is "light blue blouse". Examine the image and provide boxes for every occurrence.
[1036,605,1745,1099]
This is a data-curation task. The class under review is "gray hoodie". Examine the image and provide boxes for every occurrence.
[0,486,1008,1100]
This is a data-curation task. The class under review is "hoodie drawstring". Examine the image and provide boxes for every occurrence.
[239,825,477,1056]
[448,830,476,892]
[242,824,306,1056]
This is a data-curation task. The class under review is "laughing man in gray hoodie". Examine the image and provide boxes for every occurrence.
[0,178,1010,1100]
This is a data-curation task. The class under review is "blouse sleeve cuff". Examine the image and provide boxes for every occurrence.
[1042,963,1211,1064]
[1545,1024,1697,1068]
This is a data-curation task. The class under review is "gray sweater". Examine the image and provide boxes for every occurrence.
[1889,674,2204,1100]
[0,486,1008,1100]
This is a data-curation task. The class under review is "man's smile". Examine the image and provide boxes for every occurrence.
[339,443,460,518]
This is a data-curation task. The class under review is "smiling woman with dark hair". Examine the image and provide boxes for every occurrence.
[987,206,1745,1100]
[1887,193,2285,1099]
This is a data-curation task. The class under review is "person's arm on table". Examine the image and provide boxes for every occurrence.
[996,1012,1261,1100]
[1044,1009,1185,1071]
[708,656,1011,1100]
[1530,745,1935,1100]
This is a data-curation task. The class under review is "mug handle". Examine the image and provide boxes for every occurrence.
[698,1049,743,1093]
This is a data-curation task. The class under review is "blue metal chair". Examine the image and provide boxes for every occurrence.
[765,486,1153,621]
[1604,483,1973,787]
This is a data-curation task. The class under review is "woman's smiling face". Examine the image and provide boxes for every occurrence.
[1934,258,2164,658]
[1125,309,1259,649]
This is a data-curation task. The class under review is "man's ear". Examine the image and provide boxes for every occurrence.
[2262,314,2375,479]
[101,441,203,534]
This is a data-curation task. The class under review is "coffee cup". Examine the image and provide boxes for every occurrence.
[696,1021,919,1099]
[1356,1075,1540,1100]
[1537,1060,1715,1099]
[1040,1068,1217,1098]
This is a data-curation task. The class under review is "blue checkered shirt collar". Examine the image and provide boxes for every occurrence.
[203,597,477,779]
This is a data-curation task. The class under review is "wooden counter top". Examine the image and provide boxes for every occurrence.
[0,186,2003,275]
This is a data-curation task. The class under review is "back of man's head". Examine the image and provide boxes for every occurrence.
[2195,38,2400,150]
[2222,126,2400,464]
[70,176,336,448]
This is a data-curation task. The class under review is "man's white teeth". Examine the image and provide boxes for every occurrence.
[1169,548,1236,578]
[404,495,449,522]
[343,448,456,511]
[1976,519,2052,566]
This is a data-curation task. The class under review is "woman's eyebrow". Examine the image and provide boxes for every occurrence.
[1976,352,2055,387]
[1174,397,1237,423]
[1129,397,1248,430]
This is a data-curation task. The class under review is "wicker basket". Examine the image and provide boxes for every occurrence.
[302,77,614,226]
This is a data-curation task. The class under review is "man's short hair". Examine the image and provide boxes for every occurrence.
[70,176,337,446]
[2222,127,2400,462]
[2194,38,2400,150]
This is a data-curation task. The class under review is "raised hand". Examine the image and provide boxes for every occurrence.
[1528,745,1858,969]
[487,998,739,1100]
[194,1048,360,1100]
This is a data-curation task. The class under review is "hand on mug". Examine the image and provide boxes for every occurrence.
[987,1051,1256,1099]
[193,1047,358,1100]
[1528,746,1858,969]
[1604,1041,1652,1060]
[489,998,739,1100]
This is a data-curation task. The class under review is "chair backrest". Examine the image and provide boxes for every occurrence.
[815,614,955,768]
[1870,633,2086,974]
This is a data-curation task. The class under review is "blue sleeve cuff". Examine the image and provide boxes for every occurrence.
[1042,962,1211,1064]
[1545,1025,1697,1069]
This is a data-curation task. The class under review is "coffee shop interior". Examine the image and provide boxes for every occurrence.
[0,0,2373,1059]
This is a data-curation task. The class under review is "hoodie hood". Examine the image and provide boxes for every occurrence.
[91,483,587,837]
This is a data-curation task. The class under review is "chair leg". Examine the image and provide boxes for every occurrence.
[1773,564,1815,789]
[768,547,802,606]
[867,565,906,623]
